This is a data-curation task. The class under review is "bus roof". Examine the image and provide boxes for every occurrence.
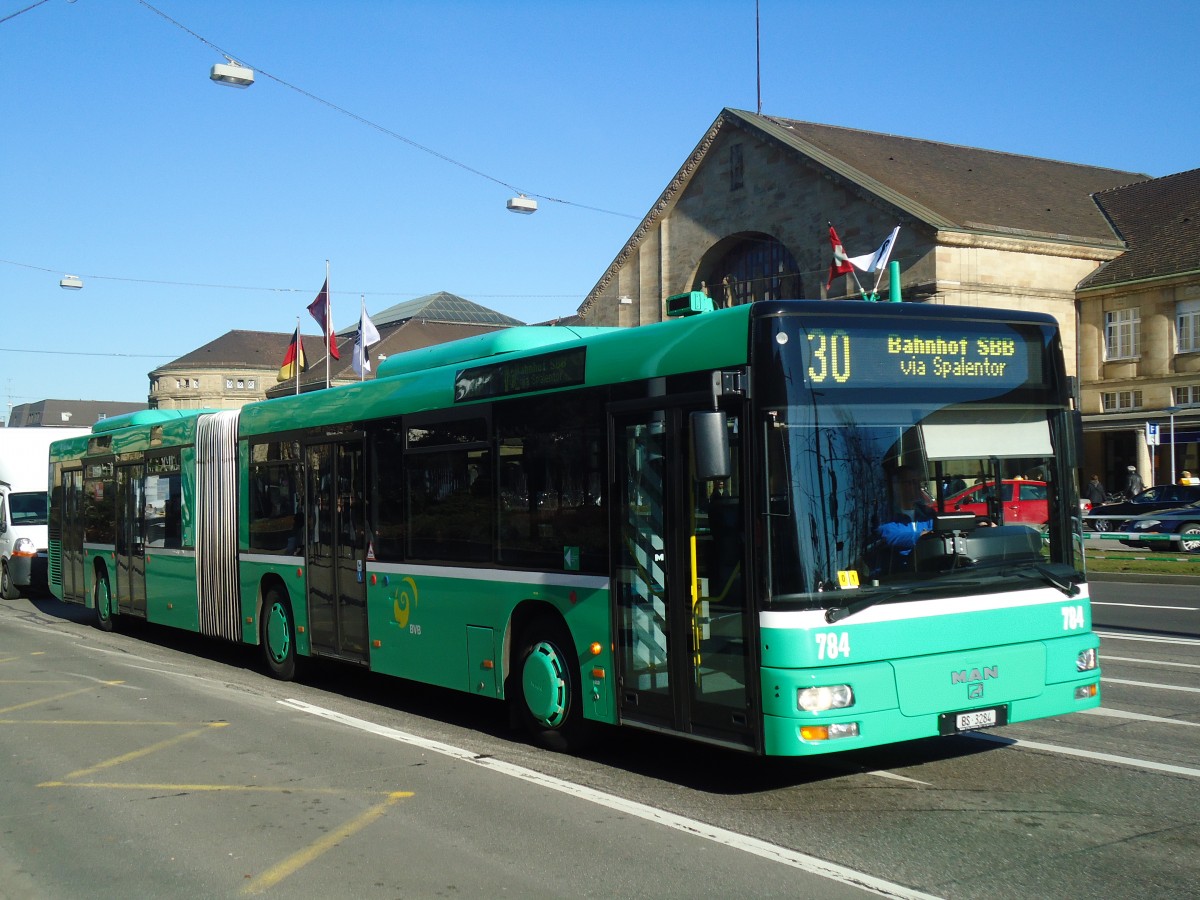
[90,409,218,434]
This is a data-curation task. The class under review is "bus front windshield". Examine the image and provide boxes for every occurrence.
[762,402,1070,606]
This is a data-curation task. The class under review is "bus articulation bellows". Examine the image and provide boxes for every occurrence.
[48,299,1100,755]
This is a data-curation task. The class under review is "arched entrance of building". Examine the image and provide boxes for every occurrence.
[693,233,803,307]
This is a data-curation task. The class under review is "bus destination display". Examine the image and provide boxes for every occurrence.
[797,324,1043,390]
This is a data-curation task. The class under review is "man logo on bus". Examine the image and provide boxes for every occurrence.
[951,666,998,684]
[392,577,419,628]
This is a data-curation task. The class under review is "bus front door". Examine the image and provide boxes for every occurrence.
[114,463,146,617]
[305,439,369,663]
[614,405,757,751]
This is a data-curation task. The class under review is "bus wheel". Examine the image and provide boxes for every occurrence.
[94,573,114,632]
[261,587,297,681]
[1,561,18,601]
[511,615,594,753]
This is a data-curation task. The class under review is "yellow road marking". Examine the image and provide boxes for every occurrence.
[0,682,122,715]
[59,722,228,781]
[242,791,413,894]
[3,720,210,726]
[38,782,373,795]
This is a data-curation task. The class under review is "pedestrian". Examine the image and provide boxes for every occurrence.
[1126,465,1145,497]
[1085,474,1106,506]
[1180,470,1196,486]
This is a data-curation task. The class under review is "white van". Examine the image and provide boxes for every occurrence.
[1,427,89,599]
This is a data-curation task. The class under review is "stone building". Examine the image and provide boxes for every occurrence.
[149,293,523,409]
[149,330,313,410]
[579,108,1142,379]
[577,107,1200,488]
[1078,168,1200,488]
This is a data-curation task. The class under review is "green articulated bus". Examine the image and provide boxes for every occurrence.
[48,298,1100,756]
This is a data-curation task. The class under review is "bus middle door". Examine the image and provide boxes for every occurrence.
[305,438,369,663]
[114,462,146,617]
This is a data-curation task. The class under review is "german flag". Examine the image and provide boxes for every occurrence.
[277,326,308,382]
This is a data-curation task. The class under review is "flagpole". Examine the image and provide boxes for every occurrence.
[359,294,366,383]
[324,259,331,390]
[294,316,301,396]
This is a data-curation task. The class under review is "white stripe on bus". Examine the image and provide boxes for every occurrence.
[760,585,1083,629]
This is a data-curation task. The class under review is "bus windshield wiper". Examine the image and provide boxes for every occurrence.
[824,577,984,624]
[825,584,922,624]
[1018,564,1083,597]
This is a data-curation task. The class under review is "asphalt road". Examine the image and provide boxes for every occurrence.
[1,583,1196,900]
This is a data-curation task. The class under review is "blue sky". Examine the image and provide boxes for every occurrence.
[4,0,1198,412]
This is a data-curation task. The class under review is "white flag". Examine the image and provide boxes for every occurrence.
[848,225,900,273]
[352,297,381,377]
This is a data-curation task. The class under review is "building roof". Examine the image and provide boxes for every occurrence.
[1079,168,1200,290]
[342,291,524,334]
[752,111,1145,244]
[155,330,321,372]
[6,399,145,428]
[580,107,1148,317]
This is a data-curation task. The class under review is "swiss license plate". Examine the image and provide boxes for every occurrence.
[939,705,1008,735]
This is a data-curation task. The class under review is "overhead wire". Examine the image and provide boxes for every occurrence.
[0,258,581,301]
[134,0,638,219]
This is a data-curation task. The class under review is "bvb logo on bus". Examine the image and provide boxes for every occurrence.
[392,577,419,628]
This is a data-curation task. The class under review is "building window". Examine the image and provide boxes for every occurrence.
[1102,390,1143,412]
[192,378,200,389]
[247,378,256,390]
[730,143,744,191]
[1104,308,1140,360]
[1177,300,1200,353]
[226,378,234,390]
[1175,385,1200,406]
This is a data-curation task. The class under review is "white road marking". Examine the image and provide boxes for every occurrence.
[1103,677,1200,694]
[967,732,1200,778]
[279,699,940,900]
[1083,707,1200,727]
[1091,602,1197,610]
[1096,631,1200,647]
[1103,654,1200,670]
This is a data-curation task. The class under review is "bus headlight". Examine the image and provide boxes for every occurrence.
[1076,647,1098,672]
[797,684,854,712]
[12,538,37,558]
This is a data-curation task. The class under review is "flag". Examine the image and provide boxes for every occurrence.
[847,225,901,273]
[826,225,855,288]
[306,278,340,360]
[277,326,307,382]
[352,298,381,377]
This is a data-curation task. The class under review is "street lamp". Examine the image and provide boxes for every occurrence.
[210,57,255,88]
[506,194,537,214]
[59,275,83,289]
[1166,405,1181,485]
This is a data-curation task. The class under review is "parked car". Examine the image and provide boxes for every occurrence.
[1084,483,1200,532]
[943,479,1048,527]
[1119,500,1200,552]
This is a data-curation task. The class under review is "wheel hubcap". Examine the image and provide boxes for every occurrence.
[266,604,290,662]
[522,640,568,728]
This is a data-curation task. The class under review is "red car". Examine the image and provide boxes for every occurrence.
[944,479,1049,527]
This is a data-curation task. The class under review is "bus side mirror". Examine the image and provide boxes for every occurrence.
[691,410,731,481]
